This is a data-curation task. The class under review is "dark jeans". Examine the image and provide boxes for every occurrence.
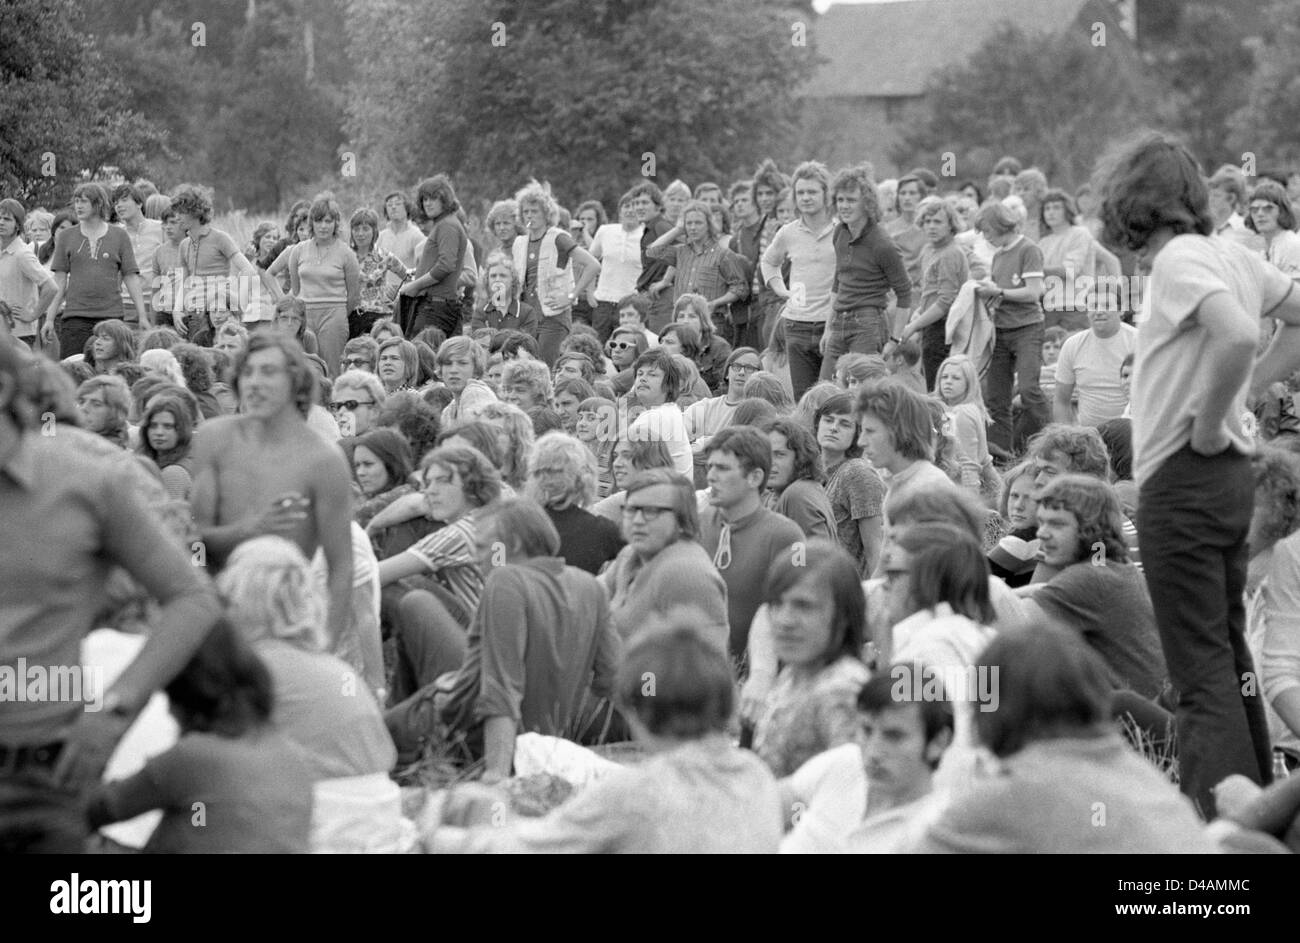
[921,321,950,392]
[593,301,619,344]
[785,319,826,403]
[822,306,887,382]
[1139,443,1273,818]
[731,301,765,353]
[537,310,572,367]
[0,762,86,854]
[56,316,99,361]
[983,321,1047,452]
[410,296,462,337]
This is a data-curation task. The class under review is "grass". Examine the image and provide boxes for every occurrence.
[1118,711,1179,785]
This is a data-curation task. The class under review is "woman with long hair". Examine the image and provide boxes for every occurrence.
[935,354,998,504]
[138,392,197,501]
[752,540,869,777]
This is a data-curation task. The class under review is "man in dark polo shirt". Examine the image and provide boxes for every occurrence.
[700,426,804,663]
[0,340,220,852]
[828,165,912,379]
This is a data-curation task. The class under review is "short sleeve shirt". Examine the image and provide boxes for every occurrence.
[988,235,1044,329]
[50,226,139,318]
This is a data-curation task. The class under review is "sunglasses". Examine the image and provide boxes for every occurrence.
[341,357,373,368]
[329,399,375,412]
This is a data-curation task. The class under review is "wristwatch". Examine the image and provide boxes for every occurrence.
[889,335,902,345]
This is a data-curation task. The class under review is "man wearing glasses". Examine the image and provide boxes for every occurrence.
[330,370,386,437]
[684,347,763,483]
[340,336,380,374]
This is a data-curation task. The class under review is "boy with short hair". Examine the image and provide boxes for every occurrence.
[615,293,660,349]
[886,337,925,393]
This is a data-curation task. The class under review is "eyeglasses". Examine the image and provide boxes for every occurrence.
[329,399,375,412]
[621,504,676,522]
[341,357,373,368]
[729,362,762,374]
[1248,203,1279,214]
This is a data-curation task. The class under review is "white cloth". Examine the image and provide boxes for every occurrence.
[945,281,995,378]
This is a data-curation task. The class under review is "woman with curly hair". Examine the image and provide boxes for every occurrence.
[171,342,220,419]
[478,400,535,491]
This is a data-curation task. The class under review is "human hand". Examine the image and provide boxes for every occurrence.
[254,493,311,537]
[739,674,773,724]
[399,281,421,297]
[40,321,56,345]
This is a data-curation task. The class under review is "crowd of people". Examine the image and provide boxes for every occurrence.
[4,133,1300,854]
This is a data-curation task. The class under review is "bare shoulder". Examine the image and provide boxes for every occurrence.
[192,415,242,456]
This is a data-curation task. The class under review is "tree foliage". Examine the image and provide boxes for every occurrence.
[0,0,166,204]
[890,20,1152,189]
[344,0,817,212]
[1230,0,1300,169]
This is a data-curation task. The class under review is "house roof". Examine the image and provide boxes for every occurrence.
[803,0,1097,98]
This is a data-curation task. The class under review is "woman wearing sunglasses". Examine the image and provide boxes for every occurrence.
[605,326,649,397]
[600,468,728,649]
[1245,181,1300,277]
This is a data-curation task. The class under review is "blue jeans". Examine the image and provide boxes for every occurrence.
[983,321,1046,452]
[1139,443,1273,817]
[821,306,887,382]
[537,309,572,367]
[785,319,826,402]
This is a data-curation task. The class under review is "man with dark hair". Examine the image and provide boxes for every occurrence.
[1099,130,1300,816]
[191,334,354,649]
[0,339,221,852]
[112,184,164,327]
[1020,475,1167,700]
[781,664,954,853]
[907,626,1214,852]
[401,175,468,337]
[727,180,764,350]
[407,498,620,781]
[700,425,803,660]
[630,181,676,334]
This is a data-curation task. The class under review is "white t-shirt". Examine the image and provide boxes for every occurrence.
[628,402,692,477]
[1055,322,1137,426]
[376,221,424,271]
[589,223,644,302]
[1132,235,1294,485]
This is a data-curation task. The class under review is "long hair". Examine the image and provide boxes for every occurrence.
[1035,474,1130,565]
[764,539,865,666]
[217,536,329,652]
[231,334,318,418]
[896,523,995,625]
[90,319,137,367]
[1094,130,1213,252]
[353,427,414,494]
[935,354,989,424]
[165,619,273,738]
[138,392,195,469]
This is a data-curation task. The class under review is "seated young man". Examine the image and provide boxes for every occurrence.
[1026,422,1140,577]
[388,498,620,779]
[780,663,954,853]
[1020,475,1167,702]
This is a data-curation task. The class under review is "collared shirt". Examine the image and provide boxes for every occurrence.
[833,219,913,313]
[1,427,219,742]
[648,237,748,308]
[761,217,838,323]
[0,237,53,334]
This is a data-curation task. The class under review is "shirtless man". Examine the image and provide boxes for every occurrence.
[191,334,353,645]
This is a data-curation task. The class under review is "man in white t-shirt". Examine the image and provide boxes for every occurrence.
[1053,305,1137,426]
[781,666,953,853]
[1102,132,1300,817]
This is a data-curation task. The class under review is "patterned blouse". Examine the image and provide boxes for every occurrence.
[753,655,870,778]
[357,248,409,314]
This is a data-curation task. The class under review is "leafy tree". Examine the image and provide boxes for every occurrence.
[0,0,165,204]
[1230,0,1300,169]
[1144,3,1255,172]
[889,20,1152,190]
[344,0,818,212]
